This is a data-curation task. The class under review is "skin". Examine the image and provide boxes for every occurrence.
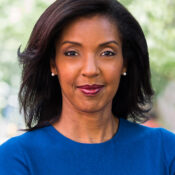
[50,15,127,143]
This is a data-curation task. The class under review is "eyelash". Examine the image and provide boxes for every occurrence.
[101,51,116,56]
[64,51,78,56]
[64,50,116,57]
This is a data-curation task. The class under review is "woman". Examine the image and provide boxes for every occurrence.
[0,0,175,174]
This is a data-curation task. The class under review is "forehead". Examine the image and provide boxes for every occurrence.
[57,15,122,45]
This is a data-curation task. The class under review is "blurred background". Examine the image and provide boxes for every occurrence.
[0,0,175,144]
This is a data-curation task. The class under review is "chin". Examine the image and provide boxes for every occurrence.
[75,103,109,114]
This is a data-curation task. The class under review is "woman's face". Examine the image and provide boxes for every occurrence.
[51,15,126,113]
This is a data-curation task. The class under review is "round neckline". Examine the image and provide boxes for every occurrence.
[48,117,123,146]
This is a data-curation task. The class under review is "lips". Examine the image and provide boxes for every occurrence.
[77,84,104,89]
[77,84,104,96]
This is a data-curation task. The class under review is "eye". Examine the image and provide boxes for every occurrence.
[101,51,116,56]
[64,51,79,56]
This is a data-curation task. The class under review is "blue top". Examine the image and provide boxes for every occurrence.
[0,118,175,175]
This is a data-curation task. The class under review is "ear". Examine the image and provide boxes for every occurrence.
[121,60,127,75]
[122,67,127,74]
[50,59,58,75]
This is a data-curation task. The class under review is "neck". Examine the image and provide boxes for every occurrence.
[52,102,119,143]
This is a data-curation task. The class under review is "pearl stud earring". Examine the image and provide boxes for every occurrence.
[123,72,127,76]
[51,73,55,76]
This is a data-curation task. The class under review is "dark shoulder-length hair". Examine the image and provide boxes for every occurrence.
[18,0,154,131]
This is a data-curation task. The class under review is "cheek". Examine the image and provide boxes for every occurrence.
[102,62,123,96]
[107,73,121,100]
[102,61,123,82]
[56,61,80,86]
[107,70,121,88]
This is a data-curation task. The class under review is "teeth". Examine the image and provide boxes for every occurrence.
[79,86,104,95]
[81,89,99,93]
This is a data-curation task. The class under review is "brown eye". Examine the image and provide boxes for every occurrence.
[101,51,116,56]
[64,51,78,56]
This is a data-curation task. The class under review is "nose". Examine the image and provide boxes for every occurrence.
[81,55,100,77]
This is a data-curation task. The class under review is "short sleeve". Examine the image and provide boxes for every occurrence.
[160,128,175,175]
[0,137,29,175]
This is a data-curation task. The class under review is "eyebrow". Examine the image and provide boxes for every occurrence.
[60,40,119,47]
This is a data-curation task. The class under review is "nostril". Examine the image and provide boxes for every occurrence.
[82,68,100,77]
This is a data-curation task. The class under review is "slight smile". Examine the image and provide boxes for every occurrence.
[77,84,104,96]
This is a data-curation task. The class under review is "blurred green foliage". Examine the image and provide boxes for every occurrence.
[0,0,175,119]
[126,0,175,95]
